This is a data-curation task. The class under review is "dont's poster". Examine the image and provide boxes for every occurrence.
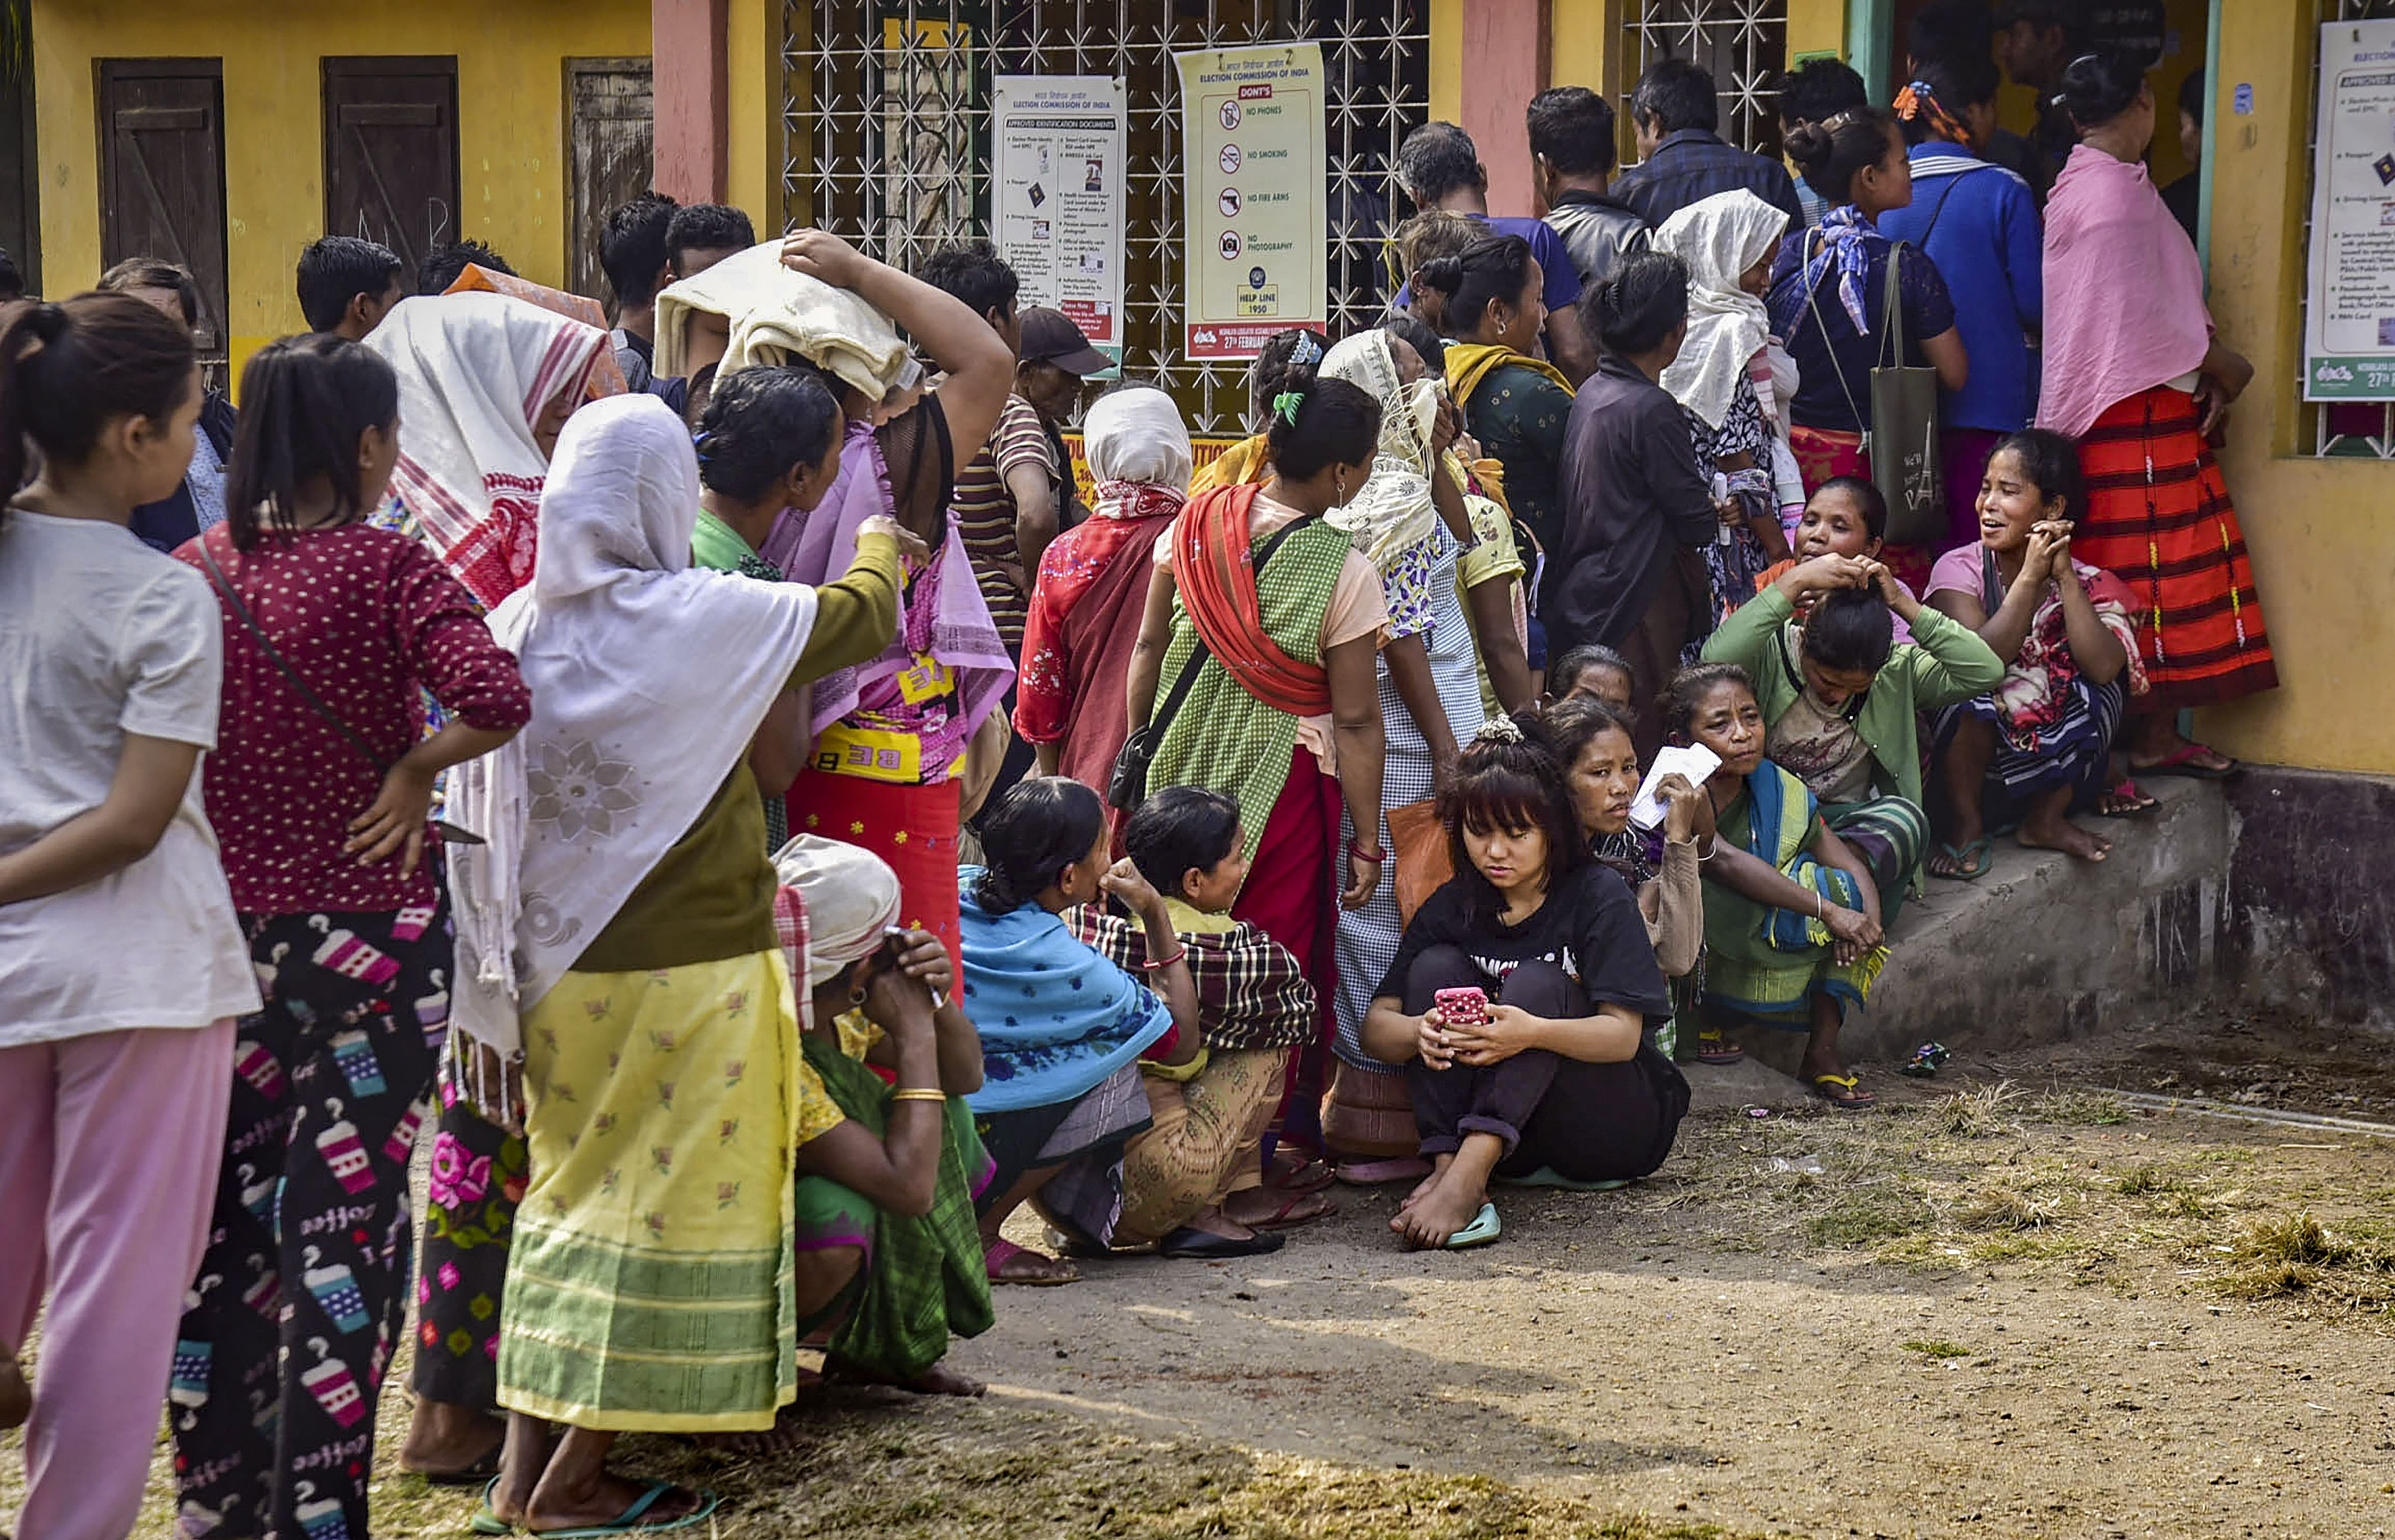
[993,75,1127,371]
[1174,43,1326,360]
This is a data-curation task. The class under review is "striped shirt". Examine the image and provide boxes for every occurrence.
[949,392,1056,655]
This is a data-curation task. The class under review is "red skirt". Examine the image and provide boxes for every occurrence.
[788,771,964,979]
[2073,387,2276,712]
[1231,747,1341,1155]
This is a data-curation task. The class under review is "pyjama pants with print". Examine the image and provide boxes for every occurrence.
[1400,945,1690,1182]
[0,1021,233,1540]
[172,908,443,1540]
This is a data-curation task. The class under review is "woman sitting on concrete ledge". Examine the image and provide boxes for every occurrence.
[1925,427,2146,875]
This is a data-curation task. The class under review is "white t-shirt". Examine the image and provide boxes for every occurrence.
[0,512,259,1046]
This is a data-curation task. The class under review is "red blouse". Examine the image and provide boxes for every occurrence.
[178,522,532,915]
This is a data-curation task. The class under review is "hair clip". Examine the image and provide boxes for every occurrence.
[1893,82,1927,119]
[1273,389,1305,426]
[1288,331,1323,366]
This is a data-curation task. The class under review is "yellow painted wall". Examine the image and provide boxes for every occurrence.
[1429,0,1461,127]
[728,0,779,233]
[33,0,650,386]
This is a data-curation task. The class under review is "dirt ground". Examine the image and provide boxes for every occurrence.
[12,1014,2395,1540]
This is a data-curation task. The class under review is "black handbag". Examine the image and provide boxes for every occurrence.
[197,537,486,845]
[1107,521,1304,813]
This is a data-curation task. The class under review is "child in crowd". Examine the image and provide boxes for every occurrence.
[0,294,261,1540]
[1066,786,1330,1256]
[1360,716,1685,1249]
[1667,664,1890,1108]
[1926,428,2145,875]
[171,335,532,1540]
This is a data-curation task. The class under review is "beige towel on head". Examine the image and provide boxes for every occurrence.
[653,240,909,401]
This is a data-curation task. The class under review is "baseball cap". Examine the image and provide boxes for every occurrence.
[1018,306,1109,375]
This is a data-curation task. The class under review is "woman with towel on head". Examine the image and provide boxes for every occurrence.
[656,230,1018,980]
[447,392,908,1531]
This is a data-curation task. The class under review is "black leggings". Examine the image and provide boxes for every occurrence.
[1400,944,1688,1182]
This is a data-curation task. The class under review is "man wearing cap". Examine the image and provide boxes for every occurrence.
[968,303,1106,654]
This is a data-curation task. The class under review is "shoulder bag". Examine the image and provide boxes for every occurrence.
[1106,519,1305,813]
[198,537,486,845]
[1801,223,1948,548]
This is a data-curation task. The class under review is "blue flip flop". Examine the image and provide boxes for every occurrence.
[469,1476,512,1536]
[1442,1200,1502,1249]
[1497,1166,1630,1192]
[528,1482,719,1538]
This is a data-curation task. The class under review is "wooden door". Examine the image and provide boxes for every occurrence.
[565,58,655,306]
[322,56,460,292]
[0,57,39,295]
[96,60,228,367]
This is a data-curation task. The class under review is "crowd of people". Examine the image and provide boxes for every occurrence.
[0,9,2274,1537]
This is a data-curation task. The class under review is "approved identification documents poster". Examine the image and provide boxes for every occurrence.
[2307,18,2395,399]
[1174,43,1326,360]
[993,75,1127,369]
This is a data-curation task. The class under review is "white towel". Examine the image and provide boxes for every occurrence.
[653,240,909,401]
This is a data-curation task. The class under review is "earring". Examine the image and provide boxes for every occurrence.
[1335,471,1348,501]
[849,986,868,1006]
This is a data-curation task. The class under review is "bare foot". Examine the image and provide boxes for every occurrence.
[398,1398,506,1480]
[1395,1153,1454,1220]
[1397,1170,1488,1248]
[983,1237,1079,1285]
[824,1354,986,1397]
[2018,816,2111,862]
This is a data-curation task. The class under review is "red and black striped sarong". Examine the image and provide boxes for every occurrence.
[2073,386,2276,712]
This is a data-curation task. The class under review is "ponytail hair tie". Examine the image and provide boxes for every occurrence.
[1474,714,1525,745]
[1273,389,1305,427]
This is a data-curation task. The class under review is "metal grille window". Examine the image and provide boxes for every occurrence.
[1627,0,1789,155]
[2307,0,2395,456]
[782,0,1429,434]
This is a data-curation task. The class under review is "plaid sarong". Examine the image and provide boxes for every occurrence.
[1070,908,1316,1052]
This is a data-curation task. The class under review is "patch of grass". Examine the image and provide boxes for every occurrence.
[2114,1165,2185,1196]
[1929,1081,2024,1139]
[1957,1185,2060,1232]
[1901,1338,1971,1359]
[2028,1088,2130,1126]
[2237,1211,2353,1268]
[1805,1187,1932,1248]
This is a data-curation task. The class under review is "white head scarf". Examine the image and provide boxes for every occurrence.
[773,835,903,989]
[1320,329,1439,571]
[1653,190,1791,432]
[652,240,911,402]
[445,394,822,1054]
[1082,387,1192,520]
[362,292,610,607]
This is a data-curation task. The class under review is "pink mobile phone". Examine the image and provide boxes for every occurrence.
[1434,986,1489,1027]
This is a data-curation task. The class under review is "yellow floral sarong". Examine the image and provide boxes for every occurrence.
[497,950,844,1432]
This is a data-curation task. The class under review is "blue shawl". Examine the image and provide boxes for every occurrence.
[1743,762,1867,952]
[957,867,1173,1115]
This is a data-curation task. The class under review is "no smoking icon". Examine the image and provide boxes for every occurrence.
[1218,144,1242,175]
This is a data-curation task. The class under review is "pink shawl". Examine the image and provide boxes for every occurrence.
[2036,144,2213,439]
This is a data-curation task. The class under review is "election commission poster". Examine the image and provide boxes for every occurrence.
[993,75,1128,370]
[1174,43,1327,360]
[2307,18,2395,399]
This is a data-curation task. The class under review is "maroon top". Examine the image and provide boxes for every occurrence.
[177,521,532,915]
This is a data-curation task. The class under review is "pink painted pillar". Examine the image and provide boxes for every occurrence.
[1460,0,1549,216]
[653,0,729,203]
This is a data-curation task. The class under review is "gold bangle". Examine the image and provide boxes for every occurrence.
[891,1088,947,1102]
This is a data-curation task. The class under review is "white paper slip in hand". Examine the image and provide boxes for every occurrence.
[1630,743,1723,830]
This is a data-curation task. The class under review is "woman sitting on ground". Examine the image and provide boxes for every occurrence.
[1065,786,1330,1256]
[1360,716,1686,1249]
[1543,697,1707,998]
[1667,664,1891,1110]
[1926,428,2144,875]
[959,777,1196,1285]
[775,835,995,1401]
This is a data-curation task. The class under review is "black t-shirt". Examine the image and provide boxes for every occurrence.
[1377,863,1670,1026]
